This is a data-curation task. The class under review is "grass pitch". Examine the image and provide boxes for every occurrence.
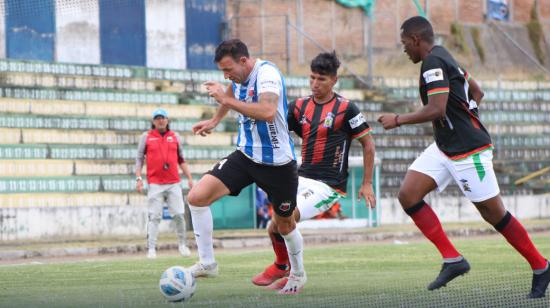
[1,235,549,307]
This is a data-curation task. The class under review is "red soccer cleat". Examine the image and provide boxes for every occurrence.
[251,263,289,286]
[266,277,288,290]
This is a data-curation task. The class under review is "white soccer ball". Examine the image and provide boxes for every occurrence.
[159,266,196,302]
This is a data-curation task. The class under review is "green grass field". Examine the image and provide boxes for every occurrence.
[1,235,549,307]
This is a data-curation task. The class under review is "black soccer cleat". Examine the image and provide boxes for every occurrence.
[528,261,550,299]
[428,258,471,291]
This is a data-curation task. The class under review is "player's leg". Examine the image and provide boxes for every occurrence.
[146,184,164,259]
[251,218,290,286]
[450,150,549,298]
[252,177,340,286]
[187,152,252,277]
[166,183,190,257]
[401,143,469,290]
[256,161,306,294]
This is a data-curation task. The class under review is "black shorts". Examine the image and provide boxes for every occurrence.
[206,150,298,217]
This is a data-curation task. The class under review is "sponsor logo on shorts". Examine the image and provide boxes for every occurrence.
[460,179,471,192]
[302,189,314,199]
[279,201,292,212]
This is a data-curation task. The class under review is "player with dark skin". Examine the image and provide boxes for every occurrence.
[378,16,550,298]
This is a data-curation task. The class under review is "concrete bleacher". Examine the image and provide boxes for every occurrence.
[0,57,548,240]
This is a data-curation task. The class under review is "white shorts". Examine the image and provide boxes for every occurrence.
[409,143,500,202]
[147,183,185,216]
[296,176,342,221]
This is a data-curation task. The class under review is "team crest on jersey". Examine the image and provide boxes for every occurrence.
[279,201,292,212]
[248,88,255,98]
[300,115,308,124]
[323,112,335,128]
[166,136,173,142]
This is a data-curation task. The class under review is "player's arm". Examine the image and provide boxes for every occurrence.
[135,133,147,193]
[389,92,448,126]
[468,77,484,105]
[379,57,448,129]
[204,85,278,122]
[345,104,376,207]
[193,84,232,136]
[357,133,376,208]
[226,92,278,122]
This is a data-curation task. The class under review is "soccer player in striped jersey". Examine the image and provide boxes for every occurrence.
[252,52,376,289]
[188,39,306,294]
[378,16,549,298]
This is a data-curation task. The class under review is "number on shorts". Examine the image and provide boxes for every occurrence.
[218,158,228,170]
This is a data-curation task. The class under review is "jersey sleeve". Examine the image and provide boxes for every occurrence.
[256,65,282,96]
[344,102,372,139]
[286,100,299,133]
[421,55,450,97]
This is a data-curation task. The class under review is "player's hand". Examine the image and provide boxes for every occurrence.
[358,183,376,208]
[377,113,399,130]
[192,119,216,136]
[136,180,144,193]
[187,178,194,189]
[204,81,228,105]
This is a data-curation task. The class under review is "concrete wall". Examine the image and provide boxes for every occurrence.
[2,194,549,240]
[227,0,550,71]
[0,205,180,241]
[146,0,186,69]
[380,193,550,225]
[56,0,100,64]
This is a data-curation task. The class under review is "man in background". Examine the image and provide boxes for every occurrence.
[136,108,194,259]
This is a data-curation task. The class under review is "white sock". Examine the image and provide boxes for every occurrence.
[173,214,187,246]
[147,214,161,251]
[189,205,215,264]
[282,228,304,275]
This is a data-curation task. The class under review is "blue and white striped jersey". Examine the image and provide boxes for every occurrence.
[232,59,296,165]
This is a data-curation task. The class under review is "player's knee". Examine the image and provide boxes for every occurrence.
[187,188,209,206]
[397,189,414,207]
[275,218,296,235]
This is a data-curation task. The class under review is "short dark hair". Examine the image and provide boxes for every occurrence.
[401,16,434,44]
[310,51,340,76]
[214,39,250,63]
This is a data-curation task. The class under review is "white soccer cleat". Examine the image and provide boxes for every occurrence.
[178,244,191,257]
[189,262,218,278]
[147,249,157,259]
[278,272,307,295]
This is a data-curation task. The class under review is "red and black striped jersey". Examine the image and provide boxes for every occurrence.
[288,94,372,193]
[419,46,492,159]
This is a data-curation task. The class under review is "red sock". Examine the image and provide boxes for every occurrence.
[405,200,461,259]
[496,212,547,270]
[270,231,289,267]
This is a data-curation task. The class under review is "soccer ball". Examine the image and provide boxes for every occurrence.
[159,266,196,302]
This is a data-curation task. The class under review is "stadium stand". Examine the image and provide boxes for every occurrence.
[0,58,549,239]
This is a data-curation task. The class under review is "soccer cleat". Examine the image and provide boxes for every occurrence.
[189,262,218,278]
[278,272,307,295]
[178,244,191,257]
[146,249,157,259]
[266,277,288,290]
[528,261,550,298]
[252,263,289,286]
[428,258,470,290]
